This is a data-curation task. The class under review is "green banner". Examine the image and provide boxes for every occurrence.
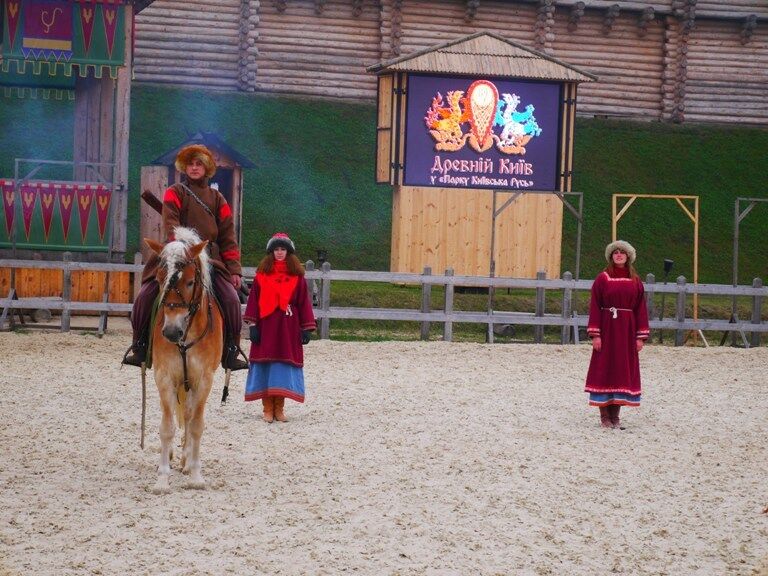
[1,0,126,88]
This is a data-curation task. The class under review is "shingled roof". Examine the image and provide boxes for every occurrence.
[367,31,597,83]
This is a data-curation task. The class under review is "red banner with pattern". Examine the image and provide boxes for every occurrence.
[95,185,111,241]
[76,184,94,241]
[20,183,39,240]
[101,3,118,58]
[1,180,15,237]
[58,184,75,241]
[40,184,56,241]
[6,1,21,52]
[79,1,97,54]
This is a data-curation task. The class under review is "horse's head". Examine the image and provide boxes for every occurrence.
[146,228,211,344]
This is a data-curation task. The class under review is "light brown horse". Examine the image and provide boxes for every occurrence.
[145,227,223,493]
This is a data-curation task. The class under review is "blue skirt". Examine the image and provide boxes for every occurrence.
[588,392,641,407]
[244,361,305,403]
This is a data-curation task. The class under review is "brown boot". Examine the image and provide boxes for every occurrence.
[599,406,612,428]
[223,336,249,371]
[274,397,288,422]
[262,397,274,423]
[609,405,624,429]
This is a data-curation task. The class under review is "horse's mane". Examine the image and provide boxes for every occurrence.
[159,227,212,292]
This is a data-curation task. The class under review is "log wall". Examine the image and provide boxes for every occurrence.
[253,0,381,99]
[552,9,665,119]
[134,0,246,90]
[132,0,768,124]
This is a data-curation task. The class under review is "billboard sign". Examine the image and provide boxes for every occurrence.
[403,74,562,191]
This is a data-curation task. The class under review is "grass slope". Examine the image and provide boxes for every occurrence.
[2,86,766,284]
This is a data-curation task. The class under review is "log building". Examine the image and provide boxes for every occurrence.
[134,0,768,125]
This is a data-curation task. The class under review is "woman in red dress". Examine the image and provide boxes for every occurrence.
[243,233,316,423]
[585,240,650,429]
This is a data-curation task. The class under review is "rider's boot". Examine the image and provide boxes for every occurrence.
[223,336,249,371]
[123,334,148,367]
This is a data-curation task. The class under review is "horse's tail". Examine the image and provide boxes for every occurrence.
[175,385,186,429]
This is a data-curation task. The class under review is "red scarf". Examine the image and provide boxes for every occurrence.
[257,260,299,319]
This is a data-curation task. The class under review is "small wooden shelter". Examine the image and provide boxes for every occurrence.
[0,0,152,307]
[138,132,255,263]
[368,31,596,279]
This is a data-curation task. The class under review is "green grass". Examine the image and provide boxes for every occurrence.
[2,86,767,285]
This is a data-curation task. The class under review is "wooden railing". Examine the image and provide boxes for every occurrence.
[304,262,767,347]
[1,259,765,347]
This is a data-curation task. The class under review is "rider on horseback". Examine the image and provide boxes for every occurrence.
[123,144,248,371]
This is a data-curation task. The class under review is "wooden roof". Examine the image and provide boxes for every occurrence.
[151,132,256,169]
[367,31,597,83]
[132,0,157,14]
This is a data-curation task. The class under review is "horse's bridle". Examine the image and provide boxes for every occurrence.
[160,257,213,391]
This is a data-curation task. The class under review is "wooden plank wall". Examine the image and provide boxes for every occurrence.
[133,0,768,125]
[0,269,132,304]
[133,0,243,90]
[254,0,381,99]
[390,187,563,278]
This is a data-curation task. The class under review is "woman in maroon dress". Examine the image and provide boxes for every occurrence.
[585,240,650,429]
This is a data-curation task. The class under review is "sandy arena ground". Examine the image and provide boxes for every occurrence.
[0,324,767,576]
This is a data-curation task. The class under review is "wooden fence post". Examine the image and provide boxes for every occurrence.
[420,266,432,341]
[675,275,686,346]
[319,261,331,339]
[645,273,656,340]
[561,271,573,344]
[751,277,763,348]
[534,270,546,343]
[61,252,72,332]
[132,252,143,303]
[443,268,454,342]
[305,260,315,305]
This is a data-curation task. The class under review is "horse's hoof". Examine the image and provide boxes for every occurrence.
[152,480,171,495]
[185,478,207,490]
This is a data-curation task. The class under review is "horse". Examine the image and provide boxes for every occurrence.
[145,227,223,494]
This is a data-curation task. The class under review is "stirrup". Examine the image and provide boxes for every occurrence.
[122,341,147,367]
[223,344,248,371]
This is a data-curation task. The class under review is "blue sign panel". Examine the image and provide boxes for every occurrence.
[404,74,562,191]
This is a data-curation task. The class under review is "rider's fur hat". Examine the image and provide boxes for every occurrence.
[266,232,295,254]
[605,240,636,264]
[175,144,217,179]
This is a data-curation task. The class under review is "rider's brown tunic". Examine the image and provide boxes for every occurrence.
[141,180,242,283]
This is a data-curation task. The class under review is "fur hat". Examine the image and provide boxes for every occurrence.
[605,240,636,264]
[266,232,295,254]
[175,144,217,179]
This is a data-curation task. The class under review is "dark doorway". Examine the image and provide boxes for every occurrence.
[211,168,234,204]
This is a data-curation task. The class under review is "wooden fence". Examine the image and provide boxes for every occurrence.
[0,259,765,347]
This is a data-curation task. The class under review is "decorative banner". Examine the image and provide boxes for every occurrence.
[76,184,94,242]
[6,1,21,52]
[1,179,15,237]
[95,185,111,241]
[79,2,96,55]
[58,184,75,241]
[405,74,561,191]
[40,183,56,240]
[22,0,74,62]
[101,3,118,58]
[20,183,39,240]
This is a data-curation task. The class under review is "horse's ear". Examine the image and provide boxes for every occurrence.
[145,238,164,255]
[189,240,209,259]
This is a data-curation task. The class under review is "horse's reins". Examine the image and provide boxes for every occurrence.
[160,258,212,392]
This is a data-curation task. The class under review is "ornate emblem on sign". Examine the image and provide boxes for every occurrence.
[425,80,542,155]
